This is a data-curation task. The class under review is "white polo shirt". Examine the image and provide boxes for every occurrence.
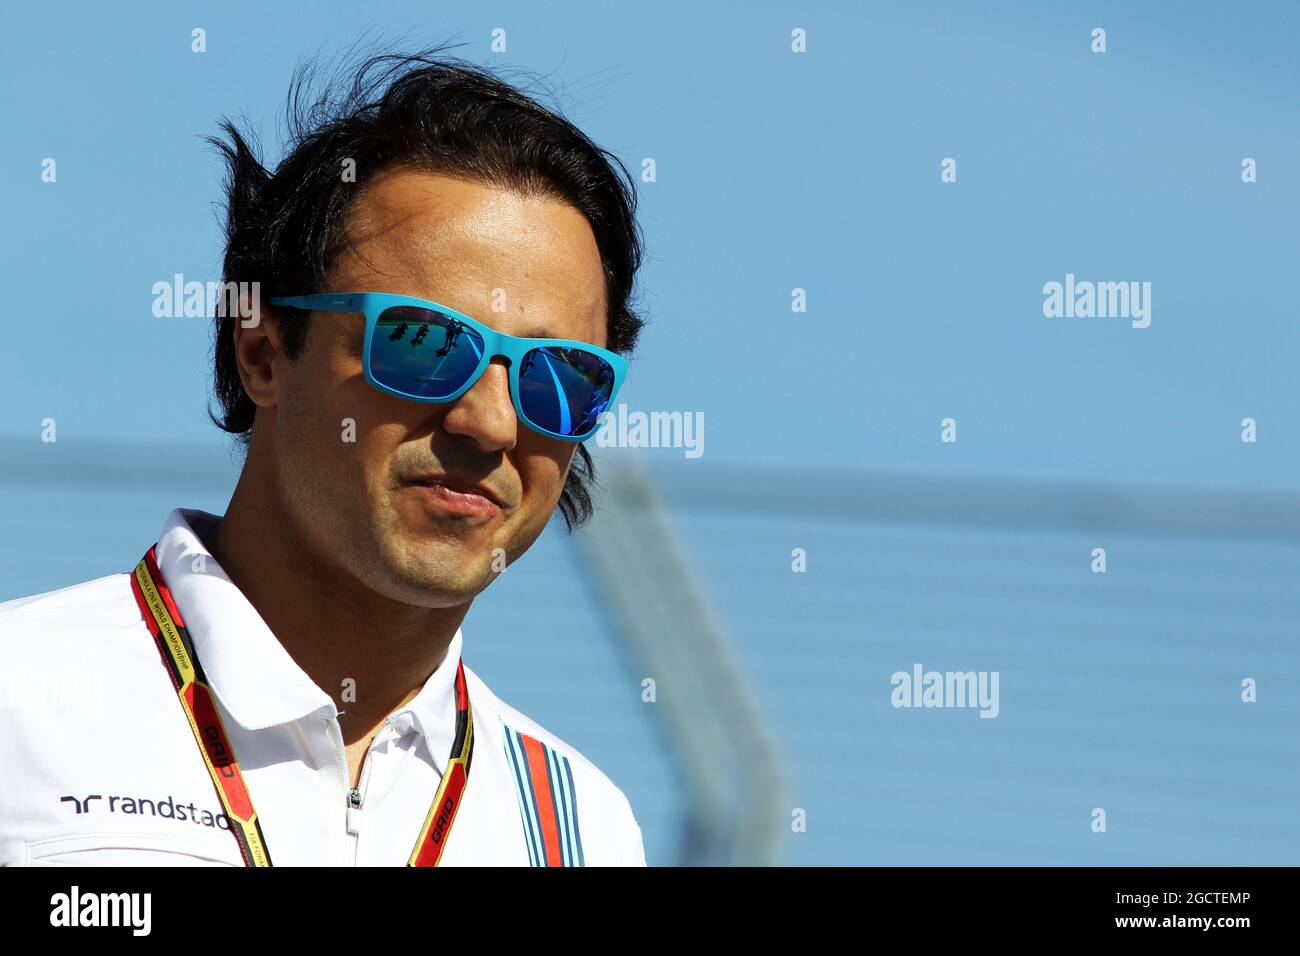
[0,508,645,867]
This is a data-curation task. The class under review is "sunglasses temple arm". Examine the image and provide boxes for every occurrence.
[271,294,357,312]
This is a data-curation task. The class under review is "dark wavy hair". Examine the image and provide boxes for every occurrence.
[205,42,645,532]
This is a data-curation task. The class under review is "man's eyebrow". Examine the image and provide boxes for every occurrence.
[515,324,563,340]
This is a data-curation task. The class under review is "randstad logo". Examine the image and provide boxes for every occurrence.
[60,792,232,830]
[50,886,151,936]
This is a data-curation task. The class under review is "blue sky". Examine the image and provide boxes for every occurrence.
[2,0,1297,487]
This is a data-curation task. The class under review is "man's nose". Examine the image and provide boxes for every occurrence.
[438,357,518,452]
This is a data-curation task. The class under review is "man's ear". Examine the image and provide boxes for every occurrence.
[232,298,286,410]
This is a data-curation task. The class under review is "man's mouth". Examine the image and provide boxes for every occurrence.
[407,476,502,519]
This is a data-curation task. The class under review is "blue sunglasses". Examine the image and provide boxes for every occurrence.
[268,292,628,441]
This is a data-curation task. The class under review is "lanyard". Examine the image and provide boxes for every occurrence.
[129,545,474,866]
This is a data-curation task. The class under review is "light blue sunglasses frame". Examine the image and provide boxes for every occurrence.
[268,292,628,442]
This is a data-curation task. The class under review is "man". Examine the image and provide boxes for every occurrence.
[0,49,647,866]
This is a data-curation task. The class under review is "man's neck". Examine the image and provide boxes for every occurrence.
[202,483,469,749]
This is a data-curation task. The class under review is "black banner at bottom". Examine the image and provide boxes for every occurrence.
[0,865,1280,940]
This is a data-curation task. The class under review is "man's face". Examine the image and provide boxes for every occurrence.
[254,167,608,608]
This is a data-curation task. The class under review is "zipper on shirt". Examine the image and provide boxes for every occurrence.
[345,749,373,864]
[345,785,363,866]
[344,718,396,865]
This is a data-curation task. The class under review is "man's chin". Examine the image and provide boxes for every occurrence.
[381,542,498,601]
[378,501,508,591]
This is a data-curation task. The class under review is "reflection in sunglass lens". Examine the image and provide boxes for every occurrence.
[518,346,616,438]
[370,307,485,399]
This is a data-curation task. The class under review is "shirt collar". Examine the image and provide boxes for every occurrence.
[153,507,463,753]
[383,627,462,774]
[155,508,337,730]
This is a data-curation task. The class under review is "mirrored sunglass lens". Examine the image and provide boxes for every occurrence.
[518,346,616,437]
[370,307,484,399]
